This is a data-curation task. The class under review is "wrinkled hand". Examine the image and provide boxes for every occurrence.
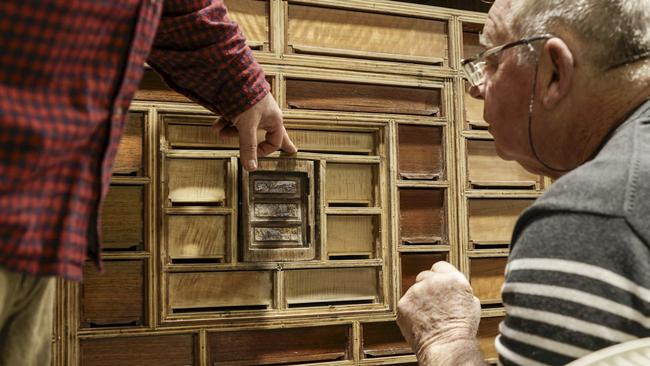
[397,261,481,360]
[213,93,297,171]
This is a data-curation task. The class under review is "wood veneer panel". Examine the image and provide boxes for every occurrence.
[468,198,534,248]
[79,334,196,366]
[326,163,376,207]
[166,158,227,206]
[113,113,144,176]
[398,124,444,180]
[208,325,350,365]
[467,139,541,189]
[285,268,378,307]
[470,257,507,306]
[399,188,445,244]
[101,185,144,251]
[166,215,227,263]
[327,215,377,259]
[478,316,503,360]
[400,252,448,295]
[224,0,270,50]
[362,321,411,358]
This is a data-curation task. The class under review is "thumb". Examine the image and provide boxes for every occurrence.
[431,261,459,273]
[238,122,258,171]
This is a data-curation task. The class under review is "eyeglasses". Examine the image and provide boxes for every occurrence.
[461,35,552,87]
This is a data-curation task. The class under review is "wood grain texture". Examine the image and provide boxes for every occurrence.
[326,163,375,206]
[167,158,227,205]
[470,257,507,305]
[284,268,378,306]
[398,124,444,180]
[288,4,448,64]
[79,334,196,366]
[207,325,350,365]
[224,0,269,48]
[166,119,376,154]
[327,215,376,258]
[467,139,541,188]
[400,252,448,295]
[468,199,534,247]
[478,316,503,360]
[362,321,412,358]
[462,28,483,60]
[286,79,442,116]
[101,185,144,251]
[399,188,445,244]
[464,81,486,127]
[167,215,227,260]
[80,260,145,327]
[113,113,144,175]
[167,271,272,311]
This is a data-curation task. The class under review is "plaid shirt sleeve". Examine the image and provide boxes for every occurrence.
[147,0,270,119]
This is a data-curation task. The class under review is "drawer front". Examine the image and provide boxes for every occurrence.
[285,268,379,308]
[399,188,445,245]
[470,257,507,306]
[398,125,444,180]
[79,334,197,366]
[102,185,144,251]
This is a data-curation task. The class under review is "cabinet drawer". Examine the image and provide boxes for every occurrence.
[166,214,227,263]
[362,321,411,358]
[399,188,445,245]
[208,325,350,365]
[102,185,144,251]
[286,79,442,116]
[114,112,144,176]
[400,252,448,295]
[468,198,534,249]
[285,268,378,308]
[398,125,444,180]
[79,334,197,366]
[469,257,507,307]
[467,139,542,189]
[326,163,376,207]
[80,260,145,328]
[165,158,228,206]
[167,271,272,313]
[327,215,378,260]
[287,4,448,66]
[478,316,503,361]
[224,0,270,51]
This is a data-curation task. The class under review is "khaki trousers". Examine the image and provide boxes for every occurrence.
[0,267,55,366]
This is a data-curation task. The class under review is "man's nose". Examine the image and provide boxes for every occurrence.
[468,84,485,100]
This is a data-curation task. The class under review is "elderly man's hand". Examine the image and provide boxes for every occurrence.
[397,261,482,364]
[214,93,297,171]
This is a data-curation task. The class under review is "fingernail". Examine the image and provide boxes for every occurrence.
[247,160,257,171]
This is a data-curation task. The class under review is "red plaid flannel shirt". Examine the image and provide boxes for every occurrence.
[0,0,269,281]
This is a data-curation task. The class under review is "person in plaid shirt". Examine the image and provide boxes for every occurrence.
[0,1,297,364]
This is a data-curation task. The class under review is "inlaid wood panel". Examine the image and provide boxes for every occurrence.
[166,214,227,263]
[284,268,378,307]
[398,124,444,180]
[468,198,534,248]
[286,79,442,116]
[467,139,542,189]
[469,257,507,306]
[164,116,377,154]
[80,260,145,328]
[326,163,376,207]
[79,334,197,366]
[166,158,227,206]
[399,188,445,244]
[167,271,272,313]
[113,113,144,176]
[400,252,448,295]
[101,185,144,251]
[362,321,411,358]
[287,4,448,65]
[327,215,377,259]
[207,325,350,365]
[464,81,486,129]
[478,316,503,360]
[224,0,270,51]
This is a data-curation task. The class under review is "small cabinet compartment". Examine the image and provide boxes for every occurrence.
[327,215,378,260]
[166,214,228,263]
[286,79,442,116]
[469,257,507,307]
[478,316,503,361]
[326,163,376,207]
[101,185,144,251]
[224,0,270,51]
[399,188,445,245]
[400,252,447,295]
[284,268,378,308]
[207,325,351,365]
[241,159,315,262]
[462,22,487,129]
[466,139,542,189]
[80,260,145,328]
[113,112,144,176]
[362,321,411,358]
[286,4,449,66]
[398,125,444,180]
[468,198,534,249]
[79,334,197,366]
[165,158,228,206]
[167,271,273,313]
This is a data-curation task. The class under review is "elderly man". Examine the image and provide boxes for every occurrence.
[397,0,650,365]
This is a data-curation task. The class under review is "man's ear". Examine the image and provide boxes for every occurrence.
[542,37,574,107]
